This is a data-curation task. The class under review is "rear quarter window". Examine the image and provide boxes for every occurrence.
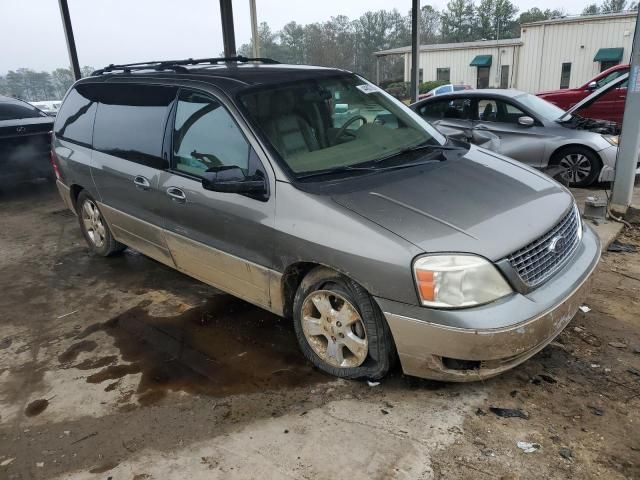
[92,84,177,168]
[54,85,100,146]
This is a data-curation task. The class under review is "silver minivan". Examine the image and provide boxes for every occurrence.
[52,58,600,382]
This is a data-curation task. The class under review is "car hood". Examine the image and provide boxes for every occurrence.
[331,146,573,261]
[560,72,629,120]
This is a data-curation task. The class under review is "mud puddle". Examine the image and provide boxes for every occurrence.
[63,295,326,404]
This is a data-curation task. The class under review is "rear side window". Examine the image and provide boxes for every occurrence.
[0,99,47,121]
[54,85,99,146]
[418,98,472,120]
[93,84,177,168]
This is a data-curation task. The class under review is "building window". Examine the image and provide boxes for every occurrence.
[477,67,490,89]
[560,63,571,89]
[419,68,424,83]
[500,65,509,89]
[436,68,450,82]
[600,60,618,72]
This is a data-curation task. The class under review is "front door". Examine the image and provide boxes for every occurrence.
[158,88,276,310]
[473,97,547,167]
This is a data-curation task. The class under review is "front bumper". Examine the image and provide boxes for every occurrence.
[376,225,601,382]
[598,145,640,182]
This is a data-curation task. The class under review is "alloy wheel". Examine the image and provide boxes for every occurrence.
[559,153,592,184]
[301,290,368,368]
[81,200,106,248]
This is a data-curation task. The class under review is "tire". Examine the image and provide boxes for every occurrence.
[76,191,126,256]
[552,146,602,188]
[292,266,395,380]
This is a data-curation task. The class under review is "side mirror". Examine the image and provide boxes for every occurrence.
[518,116,535,127]
[587,81,598,91]
[201,165,266,196]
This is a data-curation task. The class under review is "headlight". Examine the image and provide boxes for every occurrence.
[413,254,512,308]
[602,135,619,146]
[574,203,583,241]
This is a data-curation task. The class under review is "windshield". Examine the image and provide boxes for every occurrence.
[0,98,47,121]
[515,93,566,121]
[239,74,445,178]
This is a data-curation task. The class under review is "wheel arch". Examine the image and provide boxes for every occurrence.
[549,143,602,166]
[68,184,85,213]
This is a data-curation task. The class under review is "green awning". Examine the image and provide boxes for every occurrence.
[470,55,492,67]
[593,48,623,62]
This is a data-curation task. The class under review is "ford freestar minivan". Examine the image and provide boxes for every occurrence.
[52,57,600,382]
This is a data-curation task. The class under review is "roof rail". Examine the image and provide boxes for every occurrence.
[92,56,280,75]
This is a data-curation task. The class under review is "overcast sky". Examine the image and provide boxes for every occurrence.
[2,0,587,74]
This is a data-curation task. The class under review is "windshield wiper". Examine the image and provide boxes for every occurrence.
[373,142,465,166]
[296,164,378,180]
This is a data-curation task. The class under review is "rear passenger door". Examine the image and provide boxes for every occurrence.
[158,88,276,310]
[473,98,547,167]
[91,83,178,267]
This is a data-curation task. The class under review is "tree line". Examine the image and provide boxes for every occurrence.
[0,66,95,102]
[0,0,635,101]
[237,0,635,82]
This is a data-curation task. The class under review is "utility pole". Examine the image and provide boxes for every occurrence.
[219,0,237,58]
[57,0,81,80]
[611,12,640,213]
[249,0,260,57]
[410,0,421,103]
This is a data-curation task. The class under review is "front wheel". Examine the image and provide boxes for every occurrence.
[77,191,126,256]
[292,267,394,380]
[553,147,602,187]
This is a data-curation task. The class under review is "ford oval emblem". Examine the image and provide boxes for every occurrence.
[548,235,566,254]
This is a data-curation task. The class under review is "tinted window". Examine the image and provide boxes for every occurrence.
[0,99,47,121]
[54,85,99,145]
[93,84,177,168]
[419,98,472,120]
[596,69,627,88]
[172,90,249,176]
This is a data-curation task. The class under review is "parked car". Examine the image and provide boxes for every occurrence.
[30,100,62,116]
[53,57,600,382]
[537,64,628,125]
[411,79,627,187]
[418,83,472,100]
[0,95,54,187]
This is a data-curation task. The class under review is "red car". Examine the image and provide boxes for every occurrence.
[537,64,628,125]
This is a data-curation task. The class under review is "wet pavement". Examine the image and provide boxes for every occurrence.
[1,182,639,479]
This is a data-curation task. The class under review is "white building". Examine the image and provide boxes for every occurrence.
[375,11,636,93]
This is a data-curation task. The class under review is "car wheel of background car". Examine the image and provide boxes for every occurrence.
[292,266,395,380]
[552,146,602,187]
[77,191,126,256]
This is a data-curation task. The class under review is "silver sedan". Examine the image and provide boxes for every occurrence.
[411,89,622,187]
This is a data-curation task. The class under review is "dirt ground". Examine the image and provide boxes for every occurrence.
[0,183,639,480]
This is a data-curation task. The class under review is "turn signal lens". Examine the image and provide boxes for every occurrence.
[413,255,512,308]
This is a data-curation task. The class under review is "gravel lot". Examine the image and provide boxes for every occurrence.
[0,183,639,479]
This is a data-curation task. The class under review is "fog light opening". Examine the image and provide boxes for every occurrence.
[442,357,481,371]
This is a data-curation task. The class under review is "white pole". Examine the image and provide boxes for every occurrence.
[250,0,260,57]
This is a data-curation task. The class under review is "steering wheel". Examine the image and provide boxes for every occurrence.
[335,115,368,140]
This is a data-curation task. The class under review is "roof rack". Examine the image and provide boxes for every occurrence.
[91,56,280,75]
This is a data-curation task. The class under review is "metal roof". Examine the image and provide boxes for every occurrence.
[375,38,522,56]
[521,10,637,27]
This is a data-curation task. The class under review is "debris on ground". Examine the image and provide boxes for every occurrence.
[608,341,627,349]
[367,381,380,387]
[579,305,591,313]
[56,310,78,319]
[607,240,637,253]
[559,447,573,461]
[0,458,15,467]
[489,407,529,419]
[587,405,604,416]
[537,373,558,384]
[517,442,541,453]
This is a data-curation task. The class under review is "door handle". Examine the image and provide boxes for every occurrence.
[166,186,186,202]
[133,175,151,190]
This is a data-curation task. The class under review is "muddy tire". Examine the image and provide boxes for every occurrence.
[292,266,395,380]
[551,146,602,188]
[76,191,125,257]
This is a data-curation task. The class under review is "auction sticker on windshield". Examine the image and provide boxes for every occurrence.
[356,84,379,94]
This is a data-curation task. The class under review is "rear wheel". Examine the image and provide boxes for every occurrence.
[292,266,394,380]
[77,191,125,256]
[553,147,602,187]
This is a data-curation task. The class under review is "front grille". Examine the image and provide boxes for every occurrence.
[507,206,581,288]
